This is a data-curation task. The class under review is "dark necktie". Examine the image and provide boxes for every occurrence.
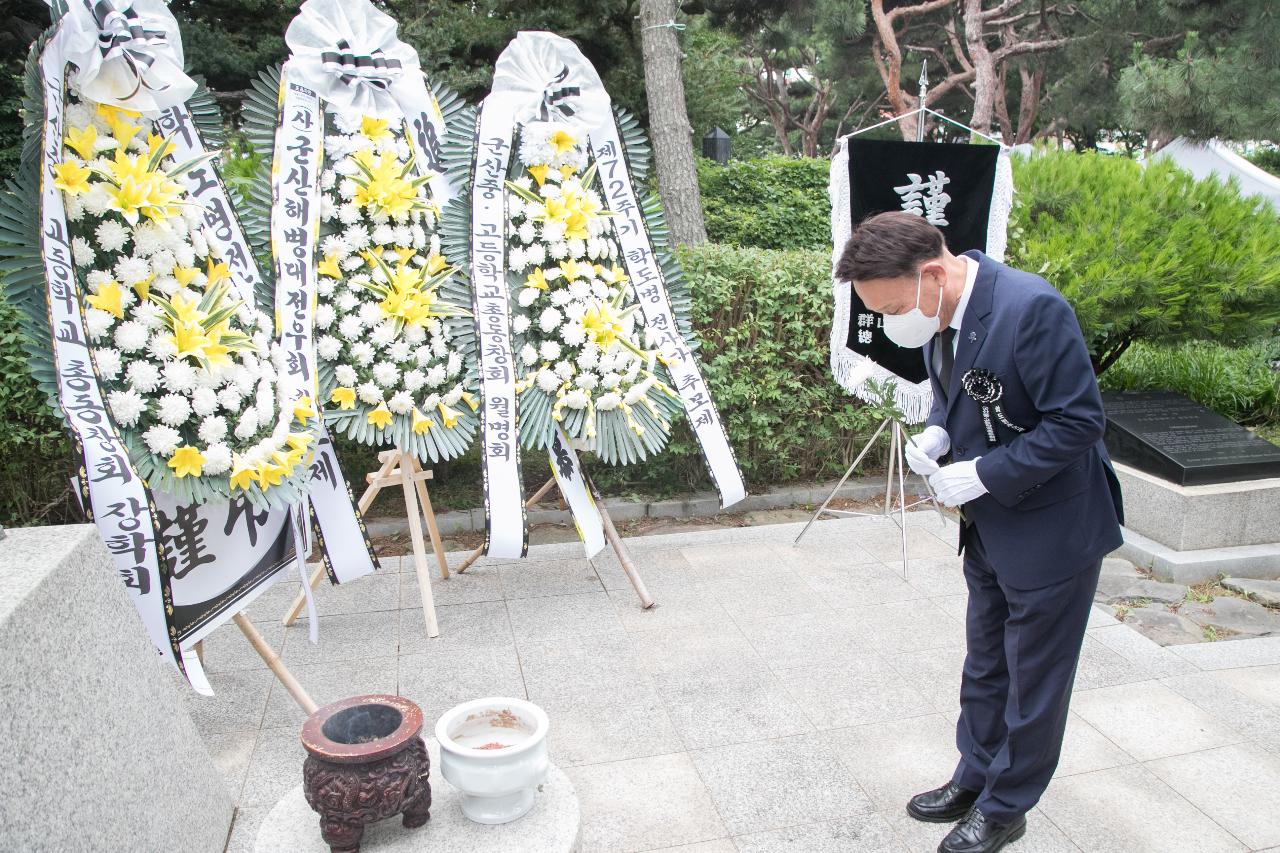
[935,326,957,394]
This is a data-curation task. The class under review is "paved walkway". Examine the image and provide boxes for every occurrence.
[192,512,1280,853]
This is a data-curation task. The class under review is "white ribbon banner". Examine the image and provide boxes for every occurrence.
[549,428,606,558]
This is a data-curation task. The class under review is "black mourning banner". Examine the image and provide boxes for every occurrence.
[844,139,1001,384]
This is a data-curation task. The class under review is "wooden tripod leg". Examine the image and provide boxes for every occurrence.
[455,477,558,573]
[586,473,654,609]
[234,613,317,714]
[281,452,397,627]
[408,456,450,580]
[400,452,440,638]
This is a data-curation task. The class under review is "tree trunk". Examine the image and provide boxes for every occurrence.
[637,0,707,246]
[963,0,999,138]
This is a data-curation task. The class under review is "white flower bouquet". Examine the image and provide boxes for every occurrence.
[47,92,317,506]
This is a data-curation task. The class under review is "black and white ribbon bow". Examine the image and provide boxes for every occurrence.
[539,65,580,121]
[86,0,172,98]
[962,368,1027,447]
[320,39,404,90]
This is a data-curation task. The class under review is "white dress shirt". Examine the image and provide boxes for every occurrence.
[948,255,980,354]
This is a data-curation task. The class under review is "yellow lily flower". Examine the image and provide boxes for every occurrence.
[528,163,551,186]
[548,128,577,158]
[330,386,357,410]
[411,407,435,434]
[86,280,125,319]
[395,246,417,264]
[167,446,205,478]
[64,125,99,160]
[559,165,576,180]
[292,395,316,423]
[461,391,478,412]
[525,267,549,291]
[205,259,231,289]
[559,259,582,281]
[146,133,175,162]
[255,459,288,490]
[173,266,200,287]
[318,253,343,279]
[437,400,461,429]
[97,104,141,149]
[286,432,314,454]
[132,274,154,302]
[360,116,392,142]
[425,252,449,275]
[229,460,256,491]
[582,301,625,350]
[367,402,393,428]
[53,161,92,196]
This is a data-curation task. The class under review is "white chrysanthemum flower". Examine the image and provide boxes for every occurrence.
[543,220,567,243]
[517,221,537,245]
[554,360,574,380]
[536,368,561,393]
[337,294,361,317]
[402,369,426,392]
[131,223,167,256]
[562,388,589,409]
[83,307,113,341]
[114,255,151,286]
[539,183,562,199]
[162,359,196,393]
[520,343,540,366]
[561,322,587,347]
[575,372,599,390]
[344,224,371,250]
[526,244,547,266]
[446,351,462,377]
[190,230,209,258]
[357,381,383,404]
[321,233,354,259]
[317,277,337,298]
[591,281,610,300]
[509,247,527,272]
[156,392,191,427]
[549,241,571,260]
[334,365,359,386]
[338,176,359,198]
[65,194,86,222]
[198,415,228,444]
[372,224,395,246]
[511,314,531,335]
[388,390,414,415]
[392,225,413,247]
[234,408,260,440]
[107,388,145,427]
[72,237,96,268]
[600,371,622,390]
[85,269,113,289]
[314,303,336,330]
[538,307,562,333]
[567,238,586,259]
[338,316,364,343]
[317,335,342,360]
[517,287,541,308]
[95,219,130,253]
[539,340,562,361]
[190,386,218,417]
[370,323,397,348]
[426,364,447,386]
[372,361,400,388]
[568,279,591,300]
[143,425,181,456]
[82,184,113,217]
[596,391,621,411]
[216,384,243,411]
[550,289,572,307]
[414,346,435,367]
[321,197,338,221]
[202,443,232,475]
[338,203,361,225]
[320,167,338,189]
[113,320,149,352]
[387,341,411,364]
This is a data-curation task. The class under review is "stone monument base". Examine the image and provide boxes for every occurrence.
[1114,463,1280,583]
[254,739,580,853]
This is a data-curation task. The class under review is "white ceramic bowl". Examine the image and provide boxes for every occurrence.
[435,697,550,825]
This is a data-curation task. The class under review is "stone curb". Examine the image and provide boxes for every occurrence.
[363,474,901,538]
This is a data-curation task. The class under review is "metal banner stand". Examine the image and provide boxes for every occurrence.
[794,418,946,575]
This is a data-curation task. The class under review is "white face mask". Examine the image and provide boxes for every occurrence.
[881,271,942,349]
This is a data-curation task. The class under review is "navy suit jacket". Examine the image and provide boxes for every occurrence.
[923,251,1124,589]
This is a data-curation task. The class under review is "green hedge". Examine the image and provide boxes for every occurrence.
[697,156,830,250]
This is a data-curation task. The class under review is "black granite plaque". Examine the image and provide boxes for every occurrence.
[1102,391,1280,486]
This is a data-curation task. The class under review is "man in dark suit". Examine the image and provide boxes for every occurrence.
[835,211,1123,853]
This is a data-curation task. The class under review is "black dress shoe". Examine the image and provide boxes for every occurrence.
[938,807,1027,853]
[906,781,979,823]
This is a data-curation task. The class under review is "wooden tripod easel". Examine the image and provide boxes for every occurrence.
[192,614,319,713]
[453,471,655,610]
[282,449,450,638]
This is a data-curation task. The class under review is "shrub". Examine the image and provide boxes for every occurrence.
[1007,151,1280,373]
[696,156,830,250]
[1100,339,1280,424]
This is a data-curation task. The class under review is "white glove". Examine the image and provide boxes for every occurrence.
[929,459,988,507]
[905,425,950,476]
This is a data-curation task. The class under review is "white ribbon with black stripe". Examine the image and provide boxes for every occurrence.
[60,0,195,111]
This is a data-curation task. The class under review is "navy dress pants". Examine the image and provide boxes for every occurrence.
[951,523,1102,822]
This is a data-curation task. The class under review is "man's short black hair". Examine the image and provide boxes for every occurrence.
[835,211,946,283]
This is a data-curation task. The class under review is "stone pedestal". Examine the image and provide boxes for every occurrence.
[1114,463,1280,583]
[255,739,580,852]
[0,525,234,851]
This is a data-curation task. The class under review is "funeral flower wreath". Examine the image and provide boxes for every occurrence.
[1,45,318,507]
[241,69,480,462]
